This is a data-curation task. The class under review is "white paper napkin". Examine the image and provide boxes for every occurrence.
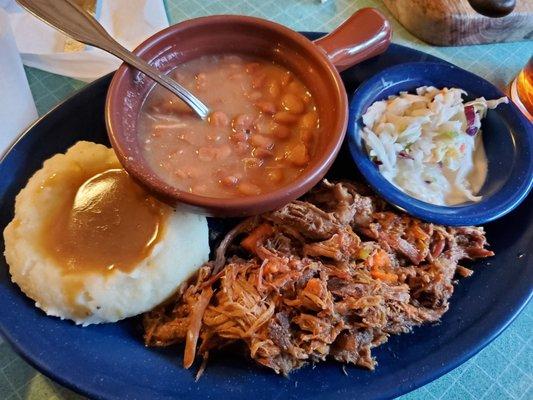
[0,7,38,156]
[2,0,169,82]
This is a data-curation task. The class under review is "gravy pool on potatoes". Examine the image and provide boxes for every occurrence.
[138,54,321,198]
[40,168,167,274]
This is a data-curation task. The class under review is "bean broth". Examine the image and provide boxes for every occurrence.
[138,54,321,198]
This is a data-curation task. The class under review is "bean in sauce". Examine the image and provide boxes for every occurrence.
[138,54,321,198]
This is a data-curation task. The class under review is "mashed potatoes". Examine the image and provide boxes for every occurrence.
[3,141,209,326]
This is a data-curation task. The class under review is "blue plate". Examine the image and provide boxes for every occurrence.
[0,35,531,400]
[347,62,533,226]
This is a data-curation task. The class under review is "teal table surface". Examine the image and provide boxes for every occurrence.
[1,1,531,399]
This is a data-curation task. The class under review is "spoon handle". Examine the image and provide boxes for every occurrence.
[16,0,210,119]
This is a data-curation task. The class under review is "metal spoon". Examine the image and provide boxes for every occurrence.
[16,0,211,120]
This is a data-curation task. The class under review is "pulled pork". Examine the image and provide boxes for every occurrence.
[144,180,494,375]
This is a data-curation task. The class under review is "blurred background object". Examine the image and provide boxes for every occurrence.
[0,7,37,154]
[62,0,98,52]
[383,0,532,45]
[2,0,168,81]
[467,0,516,17]
[510,56,533,121]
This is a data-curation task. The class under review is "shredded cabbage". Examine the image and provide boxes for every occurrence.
[361,86,508,205]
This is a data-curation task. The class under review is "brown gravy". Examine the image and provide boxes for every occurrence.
[40,168,167,274]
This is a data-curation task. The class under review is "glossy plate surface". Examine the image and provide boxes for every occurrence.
[348,61,533,226]
[0,35,531,400]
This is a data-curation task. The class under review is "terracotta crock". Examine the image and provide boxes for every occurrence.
[106,8,391,216]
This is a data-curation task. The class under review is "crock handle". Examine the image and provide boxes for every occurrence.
[314,8,392,72]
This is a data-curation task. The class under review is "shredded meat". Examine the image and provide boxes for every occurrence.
[266,201,340,240]
[144,180,494,376]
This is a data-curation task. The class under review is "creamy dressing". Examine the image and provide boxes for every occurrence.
[442,134,488,205]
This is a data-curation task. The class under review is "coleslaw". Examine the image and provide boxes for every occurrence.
[361,86,508,205]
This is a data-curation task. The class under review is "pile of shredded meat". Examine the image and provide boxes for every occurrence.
[143,180,494,375]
